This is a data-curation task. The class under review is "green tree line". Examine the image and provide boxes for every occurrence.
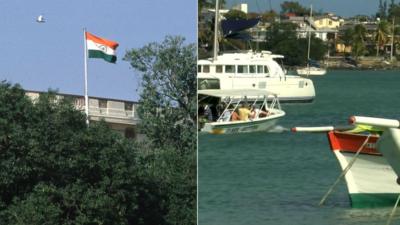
[0,35,196,225]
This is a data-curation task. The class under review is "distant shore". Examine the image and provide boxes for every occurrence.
[286,56,400,71]
[324,56,400,70]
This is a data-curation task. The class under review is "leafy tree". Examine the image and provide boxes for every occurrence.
[224,9,247,20]
[124,36,196,150]
[261,10,278,23]
[375,20,391,56]
[124,35,196,225]
[199,0,226,13]
[280,1,309,16]
[0,82,169,225]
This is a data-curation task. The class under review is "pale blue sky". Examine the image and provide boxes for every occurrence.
[0,0,196,101]
[226,0,383,17]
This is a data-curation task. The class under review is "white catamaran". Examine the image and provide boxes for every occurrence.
[198,0,316,103]
[199,89,285,134]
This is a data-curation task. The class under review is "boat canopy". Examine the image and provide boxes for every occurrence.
[198,89,277,98]
[221,18,260,39]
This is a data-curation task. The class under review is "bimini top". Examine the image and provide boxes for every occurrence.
[198,89,277,98]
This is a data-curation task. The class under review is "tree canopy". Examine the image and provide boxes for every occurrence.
[0,36,197,225]
[0,82,168,224]
[124,35,197,225]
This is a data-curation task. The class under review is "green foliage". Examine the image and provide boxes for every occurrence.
[0,82,182,224]
[225,9,247,20]
[280,1,309,16]
[265,22,327,65]
[124,36,196,225]
[124,36,196,151]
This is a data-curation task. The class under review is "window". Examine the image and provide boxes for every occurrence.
[329,21,332,25]
[225,65,235,73]
[216,65,223,73]
[257,65,263,73]
[203,65,210,73]
[237,65,248,73]
[99,100,107,108]
[125,102,133,111]
[197,65,202,72]
[264,66,269,74]
[249,65,256,73]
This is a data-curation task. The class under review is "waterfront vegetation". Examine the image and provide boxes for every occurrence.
[0,36,196,225]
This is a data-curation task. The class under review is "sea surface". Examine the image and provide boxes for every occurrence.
[198,70,400,225]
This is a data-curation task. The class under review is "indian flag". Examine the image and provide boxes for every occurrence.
[86,32,119,63]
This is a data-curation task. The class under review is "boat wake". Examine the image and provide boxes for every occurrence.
[267,125,289,133]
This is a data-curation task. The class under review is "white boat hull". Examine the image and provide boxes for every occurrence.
[378,128,400,179]
[296,67,327,76]
[201,110,284,134]
[199,75,315,103]
[328,131,400,208]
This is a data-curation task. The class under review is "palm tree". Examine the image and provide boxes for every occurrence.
[352,24,367,59]
[375,20,391,56]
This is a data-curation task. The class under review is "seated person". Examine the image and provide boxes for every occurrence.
[219,109,231,122]
[231,109,240,121]
[257,105,270,118]
[238,103,252,121]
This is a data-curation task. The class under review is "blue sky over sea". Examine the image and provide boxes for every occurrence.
[0,0,196,101]
[225,0,381,17]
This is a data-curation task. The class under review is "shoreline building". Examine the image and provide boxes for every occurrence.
[25,90,142,139]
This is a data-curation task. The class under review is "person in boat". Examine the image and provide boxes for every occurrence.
[219,103,231,122]
[258,105,270,118]
[231,110,240,121]
[204,104,213,121]
[238,103,252,121]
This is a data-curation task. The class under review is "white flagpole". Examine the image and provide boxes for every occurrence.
[83,28,89,125]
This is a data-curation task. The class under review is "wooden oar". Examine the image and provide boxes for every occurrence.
[291,125,355,133]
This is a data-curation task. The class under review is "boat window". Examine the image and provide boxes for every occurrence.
[225,65,235,73]
[237,65,248,73]
[249,65,256,73]
[203,65,210,73]
[257,65,263,73]
[198,78,220,90]
[198,65,202,73]
[264,66,269,74]
[216,65,223,73]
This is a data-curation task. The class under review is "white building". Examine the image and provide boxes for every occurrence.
[25,90,142,139]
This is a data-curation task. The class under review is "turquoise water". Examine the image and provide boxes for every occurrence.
[198,70,400,225]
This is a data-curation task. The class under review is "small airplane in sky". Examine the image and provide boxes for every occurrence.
[36,15,45,23]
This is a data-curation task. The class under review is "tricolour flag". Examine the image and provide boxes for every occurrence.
[86,32,119,63]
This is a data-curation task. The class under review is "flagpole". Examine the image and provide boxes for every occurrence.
[83,28,89,125]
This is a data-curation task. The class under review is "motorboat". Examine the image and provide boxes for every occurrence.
[199,89,285,134]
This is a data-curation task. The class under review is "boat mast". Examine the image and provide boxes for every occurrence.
[391,17,395,61]
[307,5,313,74]
[213,0,220,61]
